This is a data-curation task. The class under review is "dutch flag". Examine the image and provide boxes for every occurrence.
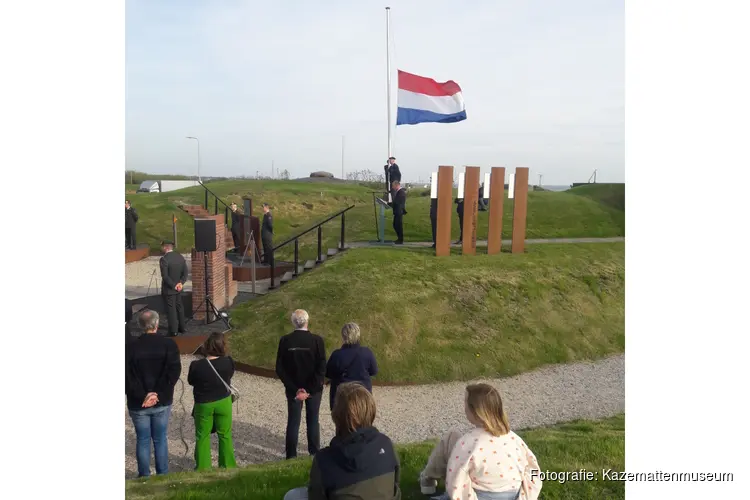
[396,70,467,126]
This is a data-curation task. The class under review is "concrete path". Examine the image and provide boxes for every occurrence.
[348,237,624,249]
[124,354,624,478]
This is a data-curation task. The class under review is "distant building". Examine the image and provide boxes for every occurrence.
[137,180,160,193]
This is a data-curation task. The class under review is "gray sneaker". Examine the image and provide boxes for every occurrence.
[419,471,438,495]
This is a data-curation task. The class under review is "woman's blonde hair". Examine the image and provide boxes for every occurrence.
[465,383,510,436]
[331,382,376,437]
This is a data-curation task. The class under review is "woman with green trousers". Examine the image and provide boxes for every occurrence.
[187,332,237,470]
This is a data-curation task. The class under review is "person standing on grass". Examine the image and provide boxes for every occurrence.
[283,382,401,500]
[455,197,465,244]
[276,309,327,459]
[188,332,237,471]
[125,310,181,478]
[418,383,543,500]
[325,322,378,411]
[261,202,274,266]
[125,200,139,249]
[159,241,188,336]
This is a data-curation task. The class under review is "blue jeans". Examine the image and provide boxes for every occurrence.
[129,405,171,477]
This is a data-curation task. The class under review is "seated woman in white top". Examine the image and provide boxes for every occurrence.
[419,383,542,500]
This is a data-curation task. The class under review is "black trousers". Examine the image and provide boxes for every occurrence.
[261,235,274,266]
[231,228,241,250]
[162,292,186,334]
[457,213,464,241]
[285,391,321,459]
[125,227,136,249]
[392,213,404,242]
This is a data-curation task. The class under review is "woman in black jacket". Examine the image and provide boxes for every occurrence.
[187,332,237,471]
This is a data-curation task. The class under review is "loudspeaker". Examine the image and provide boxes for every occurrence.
[194,219,217,252]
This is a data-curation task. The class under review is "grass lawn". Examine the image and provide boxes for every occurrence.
[228,242,624,383]
[125,414,625,500]
[124,180,625,258]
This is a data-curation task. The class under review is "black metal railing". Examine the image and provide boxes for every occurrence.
[269,205,355,288]
[199,182,233,224]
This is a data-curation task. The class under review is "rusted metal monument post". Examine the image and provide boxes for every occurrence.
[511,167,529,254]
[462,166,481,255]
[435,165,454,257]
[486,167,506,255]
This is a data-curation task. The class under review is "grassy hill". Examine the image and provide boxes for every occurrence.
[125,414,625,500]
[228,242,624,383]
[125,180,625,260]
[569,183,625,212]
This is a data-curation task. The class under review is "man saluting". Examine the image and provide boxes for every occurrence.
[159,241,188,336]
[384,157,401,198]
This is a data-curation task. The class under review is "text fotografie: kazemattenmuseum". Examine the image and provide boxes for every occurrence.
[530,469,734,484]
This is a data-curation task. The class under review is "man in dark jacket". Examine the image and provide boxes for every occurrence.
[159,241,188,336]
[284,383,401,500]
[230,202,242,251]
[478,183,488,211]
[384,157,401,199]
[455,198,464,244]
[391,181,406,244]
[125,309,181,477]
[125,200,139,249]
[261,203,274,266]
[429,197,438,249]
[276,309,327,459]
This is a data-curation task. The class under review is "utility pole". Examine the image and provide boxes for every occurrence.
[341,135,345,179]
[271,160,274,179]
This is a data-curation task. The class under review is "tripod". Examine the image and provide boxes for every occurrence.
[189,250,231,330]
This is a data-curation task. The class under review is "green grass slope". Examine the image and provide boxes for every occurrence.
[125,180,625,258]
[125,415,625,500]
[229,243,624,383]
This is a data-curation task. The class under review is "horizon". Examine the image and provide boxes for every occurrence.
[126,0,623,185]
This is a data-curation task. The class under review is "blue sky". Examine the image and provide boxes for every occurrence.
[126,0,623,184]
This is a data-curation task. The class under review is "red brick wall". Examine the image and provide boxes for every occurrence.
[191,215,237,321]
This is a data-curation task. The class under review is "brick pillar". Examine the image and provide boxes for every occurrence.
[192,215,228,320]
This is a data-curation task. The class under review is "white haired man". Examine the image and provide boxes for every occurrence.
[275,309,327,459]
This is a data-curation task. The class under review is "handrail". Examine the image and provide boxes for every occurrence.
[199,181,232,211]
[272,205,355,252]
[268,204,355,289]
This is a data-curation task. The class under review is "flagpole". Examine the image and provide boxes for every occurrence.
[386,6,392,159]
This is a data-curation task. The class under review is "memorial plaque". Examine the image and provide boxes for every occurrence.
[435,165,454,257]
[462,166,480,255]
[487,167,506,255]
[511,167,529,254]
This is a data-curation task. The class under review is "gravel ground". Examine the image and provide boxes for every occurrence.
[124,353,624,478]
[125,254,193,289]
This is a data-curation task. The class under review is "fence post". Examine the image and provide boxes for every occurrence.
[204,189,208,210]
[172,214,177,249]
[317,226,323,263]
[340,212,345,250]
[214,196,218,215]
[294,239,299,277]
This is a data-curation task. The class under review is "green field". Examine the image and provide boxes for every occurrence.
[125,414,625,500]
[124,180,625,261]
[229,242,624,383]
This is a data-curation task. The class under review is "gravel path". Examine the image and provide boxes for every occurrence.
[124,353,624,478]
[125,254,193,289]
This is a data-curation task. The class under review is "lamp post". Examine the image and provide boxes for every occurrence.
[186,136,201,182]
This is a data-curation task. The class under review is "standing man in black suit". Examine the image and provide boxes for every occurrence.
[261,203,274,266]
[230,203,242,252]
[455,198,465,244]
[125,200,139,249]
[159,241,188,336]
[391,180,406,245]
[430,197,438,249]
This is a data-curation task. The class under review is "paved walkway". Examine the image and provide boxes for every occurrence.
[124,354,624,478]
[348,237,624,249]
